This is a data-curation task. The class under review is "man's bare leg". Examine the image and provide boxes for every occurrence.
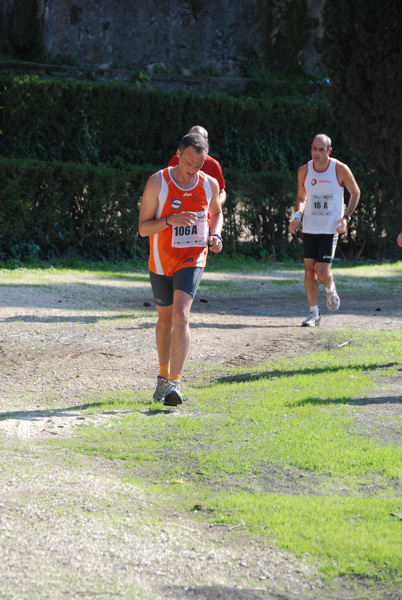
[169,289,193,377]
[155,304,173,367]
[315,262,334,290]
[304,260,334,305]
[316,261,339,312]
[304,258,319,308]
[152,304,173,402]
[157,290,193,406]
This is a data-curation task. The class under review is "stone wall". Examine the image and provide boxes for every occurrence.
[43,0,263,74]
[2,0,326,76]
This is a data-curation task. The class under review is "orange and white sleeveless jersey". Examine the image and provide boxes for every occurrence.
[302,158,344,234]
[148,167,213,277]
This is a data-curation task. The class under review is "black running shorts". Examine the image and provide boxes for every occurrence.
[149,267,204,307]
[303,233,338,264]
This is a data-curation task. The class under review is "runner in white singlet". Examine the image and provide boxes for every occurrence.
[289,133,360,327]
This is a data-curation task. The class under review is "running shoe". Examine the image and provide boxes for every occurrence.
[302,311,321,327]
[163,380,183,406]
[326,287,340,312]
[153,376,169,403]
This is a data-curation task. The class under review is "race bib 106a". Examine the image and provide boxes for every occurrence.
[171,211,209,247]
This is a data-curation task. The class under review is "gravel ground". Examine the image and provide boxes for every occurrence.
[0,268,401,600]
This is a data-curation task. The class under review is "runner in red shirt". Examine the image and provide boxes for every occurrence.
[168,125,226,206]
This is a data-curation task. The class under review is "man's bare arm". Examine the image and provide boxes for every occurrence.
[139,173,199,237]
[208,178,223,253]
[335,163,361,234]
[289,164,307,234]
[219,188,227,206]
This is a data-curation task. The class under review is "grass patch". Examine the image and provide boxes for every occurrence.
[62,329,402,586]
[3,257,400,588]
[212,494,402,581]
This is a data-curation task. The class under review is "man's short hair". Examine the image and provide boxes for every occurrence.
[188,125,208,140]
[314,133,332,150]
[179,132,209,155]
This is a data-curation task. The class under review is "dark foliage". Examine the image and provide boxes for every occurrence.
[0,158,153,261]
[0,71,400,261]
[0,74,334,173]
[322,0,402,183]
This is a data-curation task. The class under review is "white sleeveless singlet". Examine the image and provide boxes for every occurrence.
[302,158,344,234]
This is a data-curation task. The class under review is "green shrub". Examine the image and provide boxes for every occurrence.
[0,74,400,261]
[222,168,401,261]
[0,74,336,172]
[0,157,399,262]
[0,158,153,261]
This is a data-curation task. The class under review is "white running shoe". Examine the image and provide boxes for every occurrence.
[302,311,321,327]
[153,376,169,403]
[326,287,340,312]
[163,380,183,406]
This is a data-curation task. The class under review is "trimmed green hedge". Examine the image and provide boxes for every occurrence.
[0,158,400,262]
[226,169,401,261]
[0,74,400,261]
[0,74,336,172]
[0,158,153,261]
[0,157,297,262]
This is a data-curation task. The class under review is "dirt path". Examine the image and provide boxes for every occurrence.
[0,268,401,600]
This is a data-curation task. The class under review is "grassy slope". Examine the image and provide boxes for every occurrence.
[36,257,401,588]
[1,257,401,587]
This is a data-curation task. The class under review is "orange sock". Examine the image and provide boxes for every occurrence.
[159,364,169,380]
[169,374,181,382]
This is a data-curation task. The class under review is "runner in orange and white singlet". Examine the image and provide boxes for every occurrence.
[148,167,213,278]
[139,132,223,407]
